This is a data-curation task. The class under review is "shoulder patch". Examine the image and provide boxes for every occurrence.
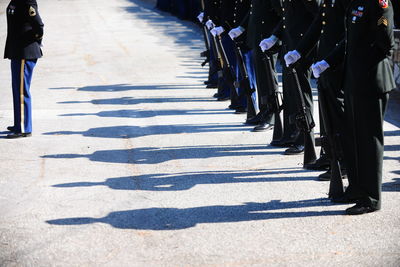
[29,6,36,17]
[378,0,388,9]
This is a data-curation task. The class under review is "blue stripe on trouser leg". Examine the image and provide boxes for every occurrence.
[11,59,36,134]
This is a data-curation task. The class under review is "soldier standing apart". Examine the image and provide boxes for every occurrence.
[259,0,320,166]
[313,0,395,214]
[4,0,44,139]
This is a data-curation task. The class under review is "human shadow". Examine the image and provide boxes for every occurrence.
[64,84,206,92]
[42,144,283,165]
[52,168,318,192]
[42,124,254,139]
[46,199,344,230]
[58,108,231,118]
[382,178,400,192]
[57,96,213,105]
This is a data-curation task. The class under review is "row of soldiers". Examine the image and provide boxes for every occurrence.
[159,0,398,215]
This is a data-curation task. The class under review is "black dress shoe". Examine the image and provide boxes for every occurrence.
[284,144,304,155]
[7,126,16,132]
[270,139,294,147]
[213,93,221,98]
[206,83,218,89]
[345,203,378,215]
[318,169,347,181]
[217,96,230,101]
[253,123,273,132]
[244,116,261,125]
[7,132,32,139]
[234,107,247,114]
[331,195,360,204]
[303,156,330,170]
[228,104,241,110]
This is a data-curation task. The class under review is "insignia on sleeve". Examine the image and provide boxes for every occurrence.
[29,6,36,16]
[378,16,388,26]
[378,0,388,8]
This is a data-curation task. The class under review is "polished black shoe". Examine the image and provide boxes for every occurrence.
[303,156,330,170]
[244,116,261,125]
[284,145,304,155]
[234,107,247,114]
[7,126,16,132]
[270,139,295,148]
[217,96,230,101]
[318,169,347,181]
[213,93,221,98]
[253,122,274,132]
[206,83,218,88]
[228,104,241,110]
[6,132,32,139]
[331,195,360,204]
[345,203,378,215]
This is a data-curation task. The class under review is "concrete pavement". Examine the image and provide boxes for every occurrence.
[0,0,399,266]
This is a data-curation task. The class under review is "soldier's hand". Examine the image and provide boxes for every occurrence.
[259,35,278,52]
[312,60,330,78]
[284,50,301,67]
[228,27,244,40]
[197,12,204,23]
[213,26,225,36]
[205,20,215,30]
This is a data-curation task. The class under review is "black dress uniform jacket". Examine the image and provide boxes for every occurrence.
[272,0,320,50]
[220,0,251,31]
[296,0,348,62]
[240,0,282,49]
[4,0,44,60]
[204,0,222,24]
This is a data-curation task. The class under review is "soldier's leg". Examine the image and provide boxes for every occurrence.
[9,59,36,135]
[352,91,389,210]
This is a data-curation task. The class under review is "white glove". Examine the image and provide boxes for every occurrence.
[259,35,278,52]
[211,26,225,36]
[197,12,204,23]
[205,19,215,30]
[228,27,244,40]
[312,60,330,78]
[284,50,301,67]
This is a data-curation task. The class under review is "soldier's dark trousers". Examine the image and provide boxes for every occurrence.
[343,88,389,210]
[284,62,316,164]
[253,48,277,124]
[11,59,36,134]
[221,34,245,108]
[243,49,258,113]
[317,68,345,160]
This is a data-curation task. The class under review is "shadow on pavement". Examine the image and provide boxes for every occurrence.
[42,124,255,139]
[41,144,284,165]
[46,199,344,230]
[49,84,206,92]
[58,108,232,118]
[57,96,214,105]
[52,168,319,191]
[382,178,400,192]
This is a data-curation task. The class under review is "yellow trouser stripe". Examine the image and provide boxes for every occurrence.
[20,59,25,133]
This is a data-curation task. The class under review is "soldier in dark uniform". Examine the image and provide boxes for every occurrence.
[4,0,44,138]
[313,0,395,214]
[260,0,320,166]
[211,0,250,113]
[229,0,282,131]
[283,0,349,174]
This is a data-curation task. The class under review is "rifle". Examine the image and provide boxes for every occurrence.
[261,49,284,141]
[233,39,258,118]
[213,33,239,98]
[318,89,344,198]
[283,45,317,165]
[200,25,211,67]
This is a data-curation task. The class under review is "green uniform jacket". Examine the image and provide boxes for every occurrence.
[326,0,395,94]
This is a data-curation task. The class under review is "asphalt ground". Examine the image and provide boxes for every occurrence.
[0,0,399,266]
